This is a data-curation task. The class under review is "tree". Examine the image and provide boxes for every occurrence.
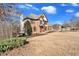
[0,3,21,22]
[24,21,32,36]
[0,4,22,37]
[63,17,79,30]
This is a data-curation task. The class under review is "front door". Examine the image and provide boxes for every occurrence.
[40,26,44,32]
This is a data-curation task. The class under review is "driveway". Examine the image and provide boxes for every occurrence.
[1,32,79,56]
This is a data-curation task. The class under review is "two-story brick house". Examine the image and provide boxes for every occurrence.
[22,13,48,35]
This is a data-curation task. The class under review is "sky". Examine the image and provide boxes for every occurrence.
[15,3,79,25]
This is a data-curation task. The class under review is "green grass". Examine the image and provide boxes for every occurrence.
[0,37,27,52]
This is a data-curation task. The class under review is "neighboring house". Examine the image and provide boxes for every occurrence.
[48,24,53,32]
[62,24,71,32]
[53,24,62,32]
[22,13,49,35]
[62,26,79,32]
[62,26,71,32]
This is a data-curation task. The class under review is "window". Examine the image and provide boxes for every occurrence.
[34,26,36,32]
[40,20,44,25]
[40,20,42,24]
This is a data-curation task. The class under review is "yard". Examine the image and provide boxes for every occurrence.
[1,32,79,56]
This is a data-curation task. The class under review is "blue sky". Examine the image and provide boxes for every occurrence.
[15,3,79,24]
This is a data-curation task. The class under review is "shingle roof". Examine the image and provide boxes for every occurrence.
[28,14,40,19]
[23,13,48,21]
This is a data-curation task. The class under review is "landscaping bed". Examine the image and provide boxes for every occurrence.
[0,37,27,53]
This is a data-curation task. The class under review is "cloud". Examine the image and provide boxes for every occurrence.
[55,21,62,25]
[61,3,67,6]
[66,9,74,13]
[61,3,79,7]
[75,12,79,17]
[18,5,26,8]
[17,5,29,9]
[41,6,56,14]
[17,4,39,11]
[33,7,39,11]
[25,4,33,7]
[25,4,39,11]
[71,3,79,6]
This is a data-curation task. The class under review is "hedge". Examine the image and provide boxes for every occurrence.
[0,37,26,52]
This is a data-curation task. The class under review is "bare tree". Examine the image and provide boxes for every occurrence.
[63,17,79,31]
[0,3,22,39]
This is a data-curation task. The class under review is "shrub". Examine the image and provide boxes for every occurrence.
[0,37,26,52]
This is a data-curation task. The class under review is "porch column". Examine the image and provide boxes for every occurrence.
[20,14,24,33]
